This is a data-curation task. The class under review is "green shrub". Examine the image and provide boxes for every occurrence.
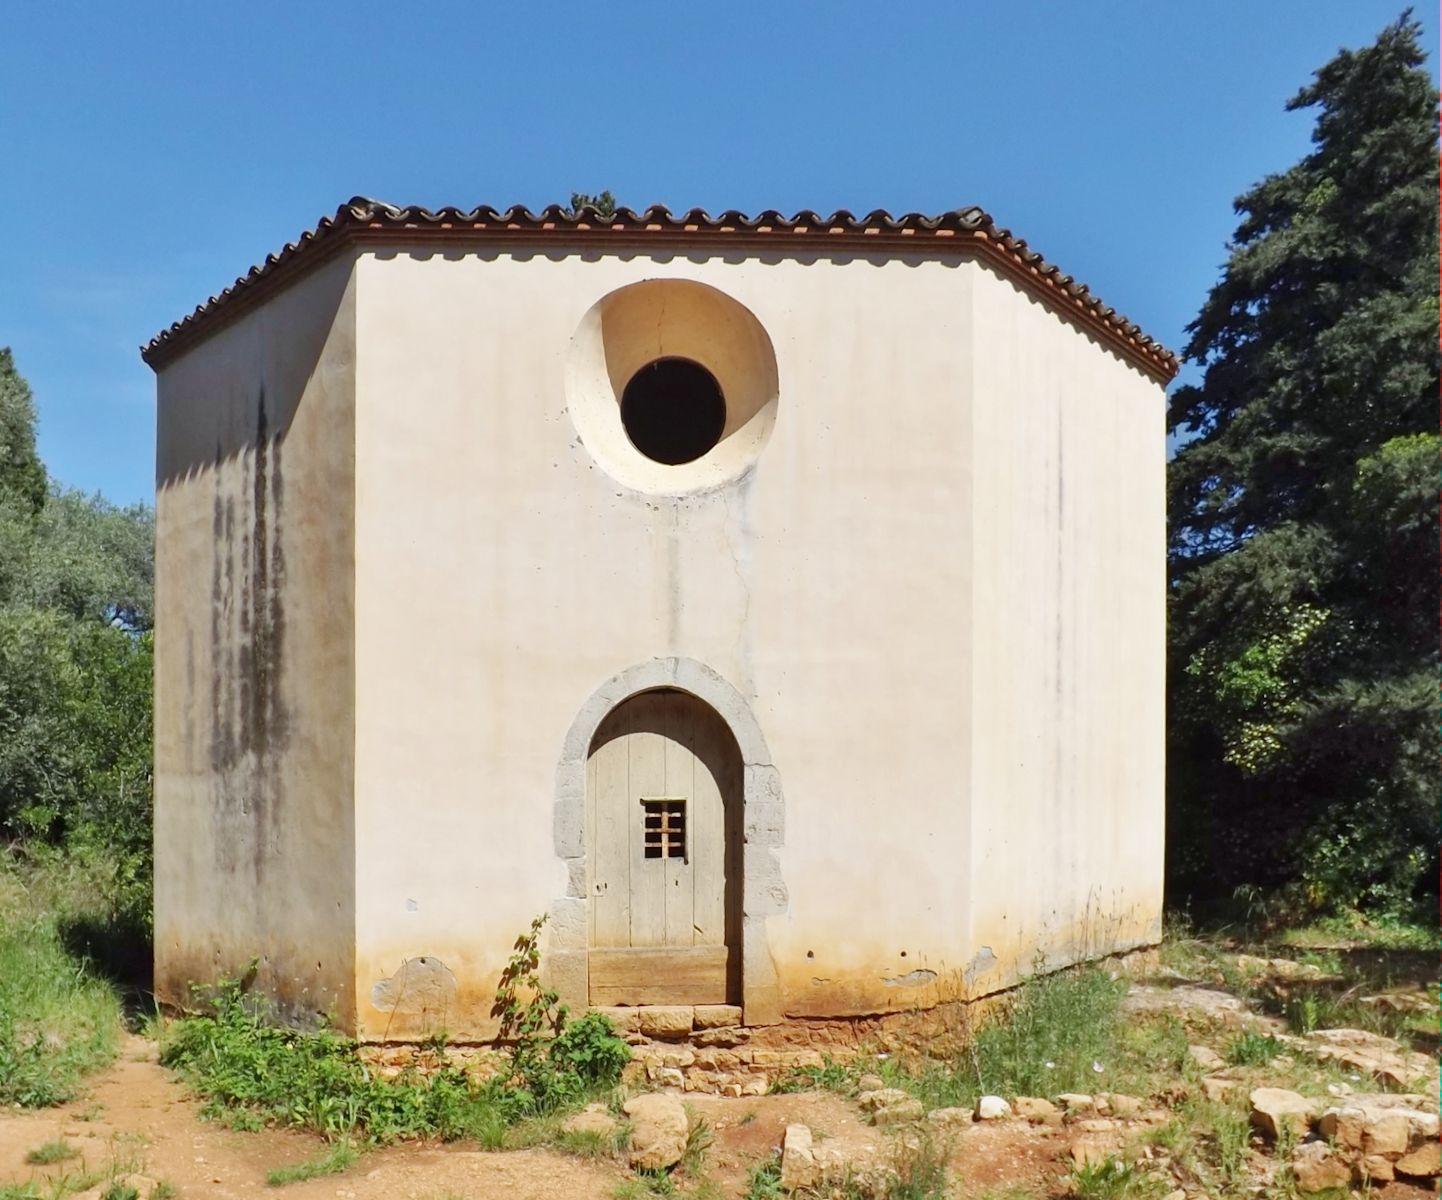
[162,918,629,1143]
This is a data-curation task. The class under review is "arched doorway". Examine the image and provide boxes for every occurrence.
[586,688,741,1006]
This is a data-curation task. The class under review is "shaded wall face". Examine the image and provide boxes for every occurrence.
[153,255,358,1025]
[965,265,1166,994]
[350,250,977,1039]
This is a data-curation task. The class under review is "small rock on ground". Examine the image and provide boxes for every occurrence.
[623,1093,689,1170]
[1397,1142,1442,1178]
[976,1096,1011,1120]
[1249,1087,1315,1141]
[1292,1142,1350,1194]
[780,1123,818,1190]
[1013,1096,1062,1125]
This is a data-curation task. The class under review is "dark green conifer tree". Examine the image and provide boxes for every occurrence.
[1167,13,1439,917]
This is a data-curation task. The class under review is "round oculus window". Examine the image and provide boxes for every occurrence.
[620,357,727,466]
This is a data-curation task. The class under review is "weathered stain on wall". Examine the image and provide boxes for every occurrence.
[153,252,358,1028]
[206,390,289,885]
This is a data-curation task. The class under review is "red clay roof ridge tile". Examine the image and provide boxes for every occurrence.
[140,196,1179,380]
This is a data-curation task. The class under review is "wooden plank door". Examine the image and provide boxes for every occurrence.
[587,689,736,1005]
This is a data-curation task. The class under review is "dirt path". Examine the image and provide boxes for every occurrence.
[0,1034,624,1199]
[0,1036,1071,1199]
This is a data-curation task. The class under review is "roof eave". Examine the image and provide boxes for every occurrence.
[141,200,1179,382]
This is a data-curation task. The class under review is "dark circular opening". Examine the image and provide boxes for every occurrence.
[620,358,726,465]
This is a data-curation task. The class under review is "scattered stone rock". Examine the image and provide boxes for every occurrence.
[1356,1154,1395,1183]
[1318,1094,1439,1153]
[1358,990,1432,1014]
[1317,1105,1365,1151]
[1013,1096,1062,1126]
[780,1123,818,1190]
[1292,1142,1350,1193]
[1188,1044,1225,1071]
[623,1093,689,1170]
[1249,1087,1315,1141]
[859,1088,914,1112]
[859,1086,925,1123]
[563,1104,620,1140]
[1076,1118,1121,1134]
[1098,1092,1142,1118]
[650,1066,685,1090]
[1362,1112,1412,1157]
[1124,985,1248,1022]
[1396,1141,1442,1178]
[1070,1139,1121,1168]
[857,1073,886,1094]
[926,1107,974,1126]
[870,1096,924,1126]
[1056,1092,1095,1115]
[1303,1027,1438,1089]
[976,1095,1011,1121]
[1202,1076,1237,1103]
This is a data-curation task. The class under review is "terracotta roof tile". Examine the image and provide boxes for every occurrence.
[141,197,1178,380]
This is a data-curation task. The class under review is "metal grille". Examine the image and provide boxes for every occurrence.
[641,798,686,859]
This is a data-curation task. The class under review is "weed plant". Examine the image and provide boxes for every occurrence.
[769,1058,854,1094]
[1225,1030,1284,1066]
[740,1156,784,1200]
[265,1140,360,1186]
[23,1140,77,1165]
[160,917,629,1145]
[876,966,1134,1111]
[1068,1157,1141,1200]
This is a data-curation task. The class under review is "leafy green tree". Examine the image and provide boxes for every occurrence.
[0,351,155,939]
[1167,14,1439,918]
[0,350,47,516]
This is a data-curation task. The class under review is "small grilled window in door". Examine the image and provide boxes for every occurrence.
[641,798,686,859]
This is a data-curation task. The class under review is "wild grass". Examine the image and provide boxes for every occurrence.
[159,964,629,1145]
[0,857,123,1105]
[874,1132,951,1200]
[1276,915,1438,952]
[1068,1157,1143,1200]
[1225,1030,1284,1066]
[679,1112,713,1177]
[769,1057,854,1094]
[877,965,1173,1111]
[265,1139,360,1186]
[740,1156,784,1200]
[23,1140,78,1165]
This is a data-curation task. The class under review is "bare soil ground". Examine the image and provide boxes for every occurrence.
[0,1034,1079,1199]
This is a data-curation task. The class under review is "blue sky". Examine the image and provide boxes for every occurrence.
[2,2,1434,505]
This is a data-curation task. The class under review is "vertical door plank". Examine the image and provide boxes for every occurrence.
[590,706,631,946]
[688,704,728,945]
[663,692,696,947]
[627,692,668,947]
